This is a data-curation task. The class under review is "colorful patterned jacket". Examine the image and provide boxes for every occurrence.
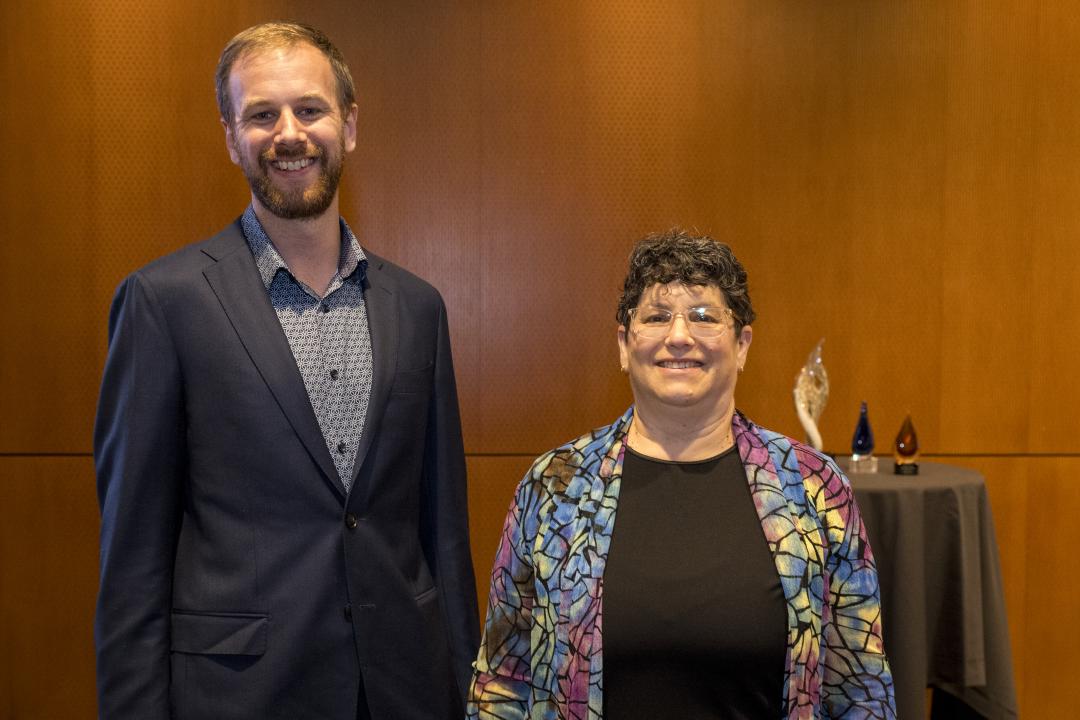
[467,407,895,719]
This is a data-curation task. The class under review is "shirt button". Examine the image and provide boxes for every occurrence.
[345,513,359,530]
[330,369,339,380]
[337,441,347,454]
[320,302,330,313]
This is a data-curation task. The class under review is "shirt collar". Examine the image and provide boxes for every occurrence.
[240,205,368,290]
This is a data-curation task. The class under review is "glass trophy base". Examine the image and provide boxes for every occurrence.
[849,454,879,474]
[894,462,919,476]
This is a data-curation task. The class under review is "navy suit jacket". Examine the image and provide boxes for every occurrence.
[94,220,479,719]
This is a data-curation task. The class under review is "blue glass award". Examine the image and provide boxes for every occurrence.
[849,401,878,474]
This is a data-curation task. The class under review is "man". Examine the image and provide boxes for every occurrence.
[94,22,478,719]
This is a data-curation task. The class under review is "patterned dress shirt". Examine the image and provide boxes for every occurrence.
[241,206,373,491]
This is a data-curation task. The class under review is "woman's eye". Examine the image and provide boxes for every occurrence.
[693,307,730,324]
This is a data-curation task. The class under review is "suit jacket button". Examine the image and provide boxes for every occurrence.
[344,604,353,621]
[345,513,359,530]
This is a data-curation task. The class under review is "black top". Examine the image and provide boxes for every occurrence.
[601,446,787,719]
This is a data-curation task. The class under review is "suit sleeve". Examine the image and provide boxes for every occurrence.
[93,273,185,719]
[819,463,897,719]
[421,297,481,701]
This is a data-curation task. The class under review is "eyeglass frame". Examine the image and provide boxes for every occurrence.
[626,305,736,339]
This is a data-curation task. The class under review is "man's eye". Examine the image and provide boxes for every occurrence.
[250,111,275,122]
[297,107,323,118]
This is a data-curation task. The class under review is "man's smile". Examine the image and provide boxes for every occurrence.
[271,157,316,171]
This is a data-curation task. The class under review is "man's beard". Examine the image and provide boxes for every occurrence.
[242,137,346,220]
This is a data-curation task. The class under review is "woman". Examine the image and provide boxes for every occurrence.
[467,230,895,719]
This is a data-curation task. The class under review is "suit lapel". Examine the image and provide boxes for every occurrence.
[350,255,398,494]
[201,222,345,499]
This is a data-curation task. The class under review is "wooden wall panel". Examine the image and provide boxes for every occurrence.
[1028,3,1080,451]
[0,458,98,718]
[0,1,97,454]
[1015,458,1080,718]
[939,1,1040,454]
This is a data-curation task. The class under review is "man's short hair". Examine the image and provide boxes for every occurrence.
[616,229,756,334]
[215,21,356,126]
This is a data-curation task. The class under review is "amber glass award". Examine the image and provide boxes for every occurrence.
[893,414,919,475]
[849,401,878,474]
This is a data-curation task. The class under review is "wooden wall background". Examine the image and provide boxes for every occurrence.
[2,0,1077,716]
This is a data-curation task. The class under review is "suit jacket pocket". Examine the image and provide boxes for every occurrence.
[391,363,434,395]
[414,584,439,604]
[170,610,268,655]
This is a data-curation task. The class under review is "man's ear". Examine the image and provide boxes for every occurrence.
[222,118,241,166]
[343,102,358,153]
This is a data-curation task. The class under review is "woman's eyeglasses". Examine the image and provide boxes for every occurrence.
[627,306,734,338]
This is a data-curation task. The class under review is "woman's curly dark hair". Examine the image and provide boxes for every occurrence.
[616,229,756,333]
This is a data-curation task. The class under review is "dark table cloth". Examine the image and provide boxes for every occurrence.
[838,460,1018,719]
